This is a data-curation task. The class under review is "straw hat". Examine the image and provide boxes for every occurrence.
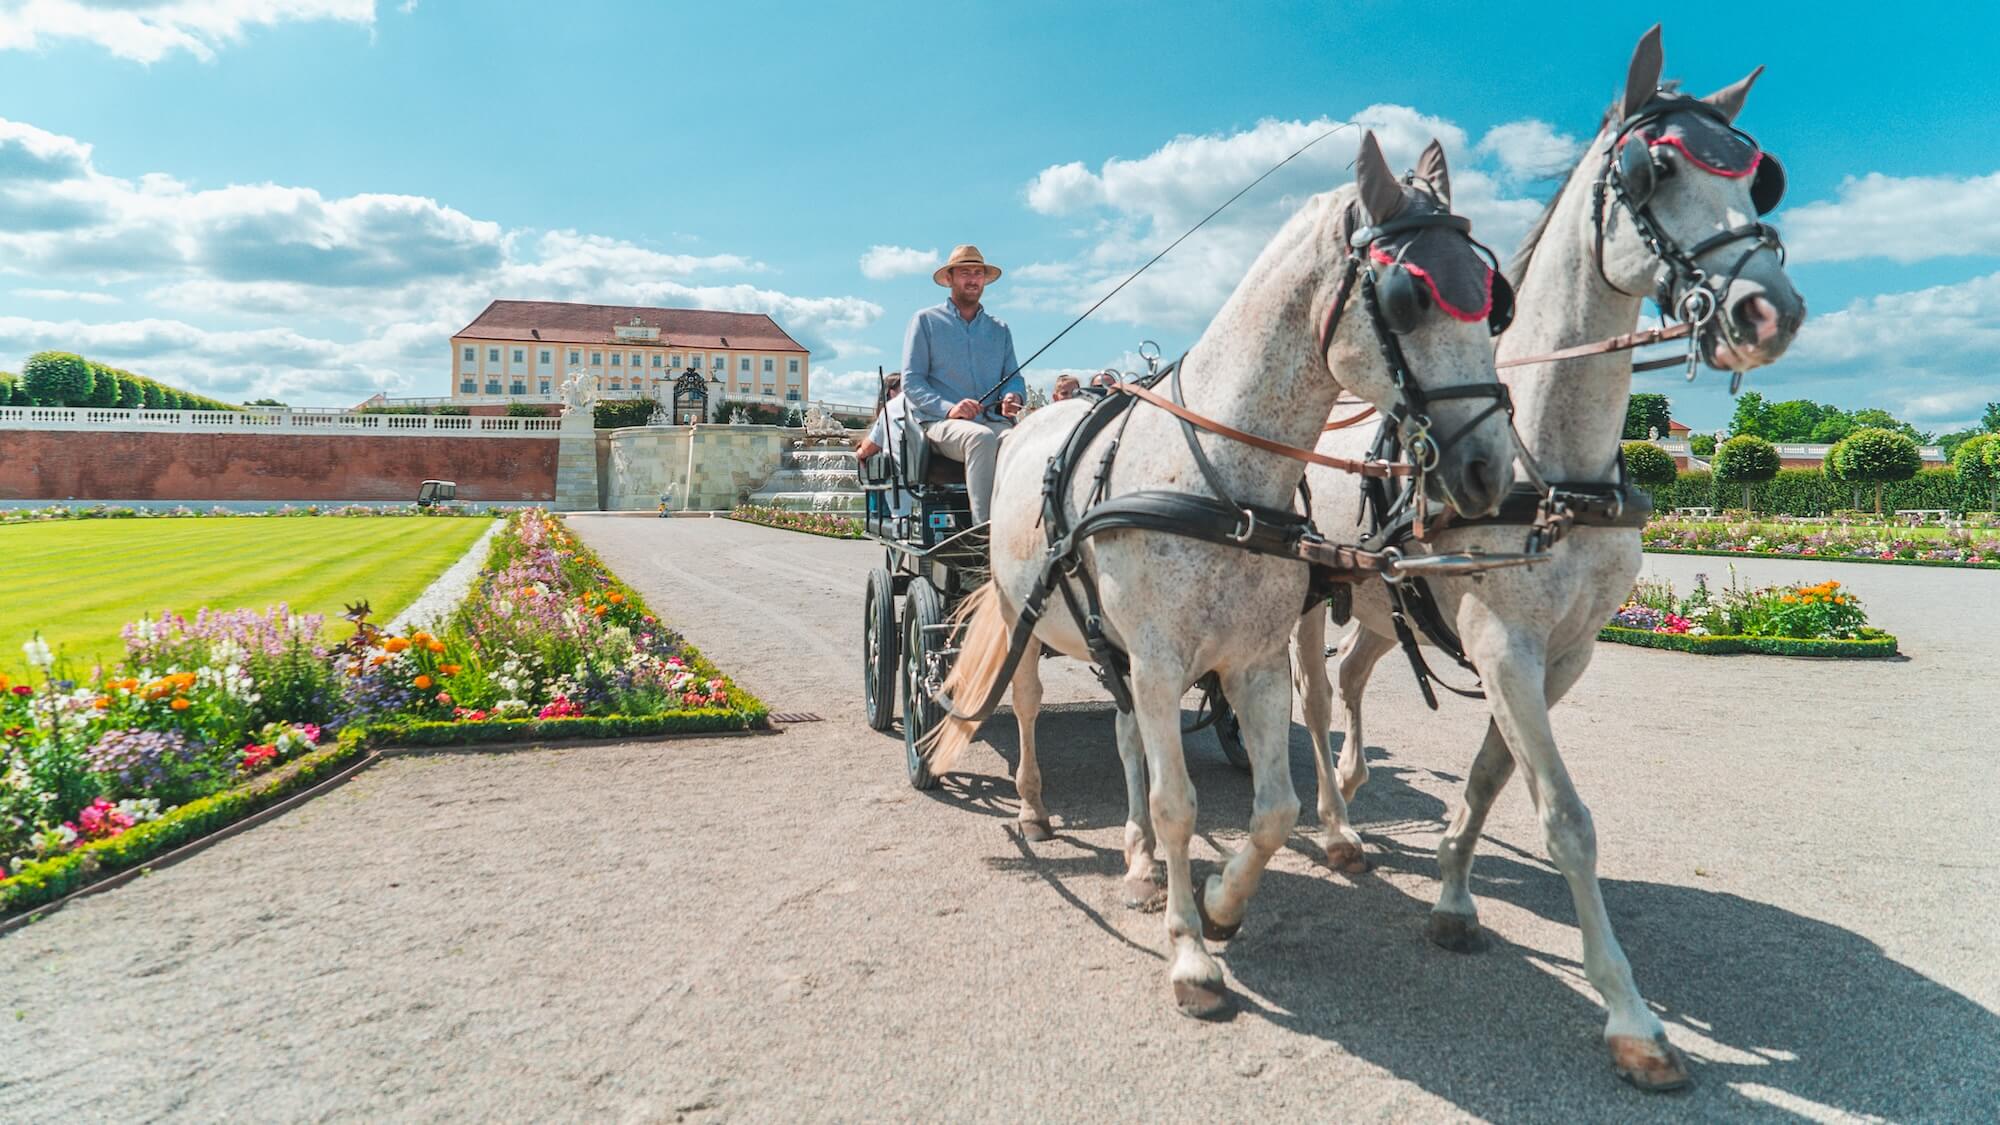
[933,244,1003,286]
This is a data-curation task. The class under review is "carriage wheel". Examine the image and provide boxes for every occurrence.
[901,579,946,790]
[1202,675,1251,772]
[863,567,899,731]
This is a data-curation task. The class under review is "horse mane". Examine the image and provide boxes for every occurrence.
[1503,83,1683,292]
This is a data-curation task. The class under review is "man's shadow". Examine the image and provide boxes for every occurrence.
[943,707,1999,1122]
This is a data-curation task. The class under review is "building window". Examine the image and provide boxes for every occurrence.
[539,349,552,366]
[539,379,551,395]
[689,353,703,369]
[762,357,774,373]
[488,347,501,363]
[485,379,501,394]
[610,353,621,366]
[610,379,621,391]
[762,386,774,396]
[512,348,525,364]
[591,352,603,366]
[462,346,475,364]
[510,380,526,395]
[712,354,726,371]
[670,354,682,367]
[460,378,476,394]
[739,356,751,372]
[788,358,800,374]
[569,350,581,365]
[786,390,800,401]
[651,354,662,367]
[630,353,642,366]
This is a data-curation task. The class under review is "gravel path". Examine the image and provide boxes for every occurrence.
[2,518,1993,1122]
[385,518,502,635]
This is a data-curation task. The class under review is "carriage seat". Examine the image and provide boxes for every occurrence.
[901,412,967,489]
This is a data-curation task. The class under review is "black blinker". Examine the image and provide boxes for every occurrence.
[1487,273,1516,337]
[1751,153,1786,215]
[1616,136,1657,207]
[1378,266,1430,335]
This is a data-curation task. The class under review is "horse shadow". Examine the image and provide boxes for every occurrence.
[948,710,2000,1121]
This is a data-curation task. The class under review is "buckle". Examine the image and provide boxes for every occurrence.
[1227,507,1259,545]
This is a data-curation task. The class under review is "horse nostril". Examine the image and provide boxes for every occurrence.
[1733,295,1780,343]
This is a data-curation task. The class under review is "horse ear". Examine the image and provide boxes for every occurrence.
[1354,131,1404,226]
[1416,139,1451,207]
[1622,24,1665,120]
[1702,64,1765,123]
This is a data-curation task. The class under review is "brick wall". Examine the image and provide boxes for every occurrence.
[0,430,559,502]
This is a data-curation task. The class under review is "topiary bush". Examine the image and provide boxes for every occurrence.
[1622,441,1677,487]
[22,351,93,405]
[1833,427,1921,514]
[593,399,656,429]
[1713,434,1779,509]
[1957,433,2000,511]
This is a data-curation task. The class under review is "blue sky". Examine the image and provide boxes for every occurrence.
[1,0,1996,432]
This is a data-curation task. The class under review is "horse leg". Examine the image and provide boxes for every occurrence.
[1468,631,1689,1091]
[1430,640,1585,950]
[1127,657,1228,1018]
[1294,609,1366,872]
[1335,626,1394,802]
[1197,654,1302,938]
[1009,657,1053,842]
[1114,706,1161,909]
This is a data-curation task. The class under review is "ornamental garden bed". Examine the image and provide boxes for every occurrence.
[0,502,507,525]
[1599,571,1898,659]
[728,504,863,539]
[1641,518,2000,568]
[1,509,766,917]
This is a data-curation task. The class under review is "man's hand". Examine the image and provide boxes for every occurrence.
[947,398,982,420]
[999,393,1024,420]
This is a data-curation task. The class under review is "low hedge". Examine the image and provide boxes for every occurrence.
[0,728,376,918]
[1599,625,1899,658]
[1642,546,2000,570]
[367,708,769,747]
[729,506,863,539]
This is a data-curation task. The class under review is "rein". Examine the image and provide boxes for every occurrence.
[1497,321,1692,370]
[1117,381,1412,479]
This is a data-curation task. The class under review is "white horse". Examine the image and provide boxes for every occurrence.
[926,134,1519,1018]
[1293,27,1805,1088]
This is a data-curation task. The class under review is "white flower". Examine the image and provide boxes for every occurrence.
[22,637,53,669]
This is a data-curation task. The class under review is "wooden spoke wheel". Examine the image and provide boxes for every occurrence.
[863,567,899,731]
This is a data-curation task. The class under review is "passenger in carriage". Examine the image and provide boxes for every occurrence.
[1050,373,1080,402]
[899,244,1024,524]
[852,371,902,463]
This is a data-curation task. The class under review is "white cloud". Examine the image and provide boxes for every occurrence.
[0,0,377,63]
[857,244,937,280]
[1783,171,2000,264]
[12,287,117,304]
[1475,120,1583,181]
[1009,109,1560,329]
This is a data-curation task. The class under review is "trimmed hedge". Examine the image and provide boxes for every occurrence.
[368,709,770,747]
[1599,626,1898,658]
[1647,468,1968,516]
[0,728,376,917]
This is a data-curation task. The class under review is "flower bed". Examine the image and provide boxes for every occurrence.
[2,509,765,905]
[1599,570,1898,658]
[729,504,863,539]
[1642,518,2000,568]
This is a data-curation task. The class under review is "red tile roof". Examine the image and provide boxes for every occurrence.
[453,300,807,353]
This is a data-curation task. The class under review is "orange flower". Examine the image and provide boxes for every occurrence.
[411,631,433,646]
[92,696,111,710]
[607,592,625,605]
[440,664,461,676]
[413,674,434,690]
[383,637,411,653]
[369,654,390,666]
[427,640,446,654]
[592,605,608,617]
[170,698,191,711]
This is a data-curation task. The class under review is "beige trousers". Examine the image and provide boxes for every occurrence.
[923,417,1010,524]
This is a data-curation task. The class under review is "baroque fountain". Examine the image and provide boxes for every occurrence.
[744,403,865,513]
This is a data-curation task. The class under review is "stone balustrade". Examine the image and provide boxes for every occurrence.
[0,406,564,438]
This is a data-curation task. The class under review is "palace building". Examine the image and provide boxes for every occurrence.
[449,300,810,407]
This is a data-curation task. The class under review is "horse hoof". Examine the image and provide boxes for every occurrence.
[1609,1033,1693,1092]
[1322,840,1371,874]
[1121,876,1165,912]
[1425,910,1487,953]
[1193,880,1241,942]
[1172,978,1232,1020]
[1017,818,1055,843]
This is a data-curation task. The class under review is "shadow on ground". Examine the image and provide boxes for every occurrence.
[920,708,1999,1121]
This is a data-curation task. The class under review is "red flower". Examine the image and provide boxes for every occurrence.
[9,685,30,697]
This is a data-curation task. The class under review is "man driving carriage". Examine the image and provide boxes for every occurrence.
[899,244,1024,524]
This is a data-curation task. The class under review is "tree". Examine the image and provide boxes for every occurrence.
[139,379,164,409]
[87,364,121,408]
[1623,392,1672,440]
[1622,441,1677,487]
[1809,412,1855,444]
[1713,434,1779,510]
[1834,428,1921,515]
[1952,433,1998,511]
[1764,398,1825,441]
[1983,401,2000,433]
[243,398,288,407]
[116,377,143,408]
[1937,428,1985,460]
[1688,432,1716,457]
[22,351,94,406]
[0,373,16,406]
[1728,390,1770,438]
[1849,408,1930,444]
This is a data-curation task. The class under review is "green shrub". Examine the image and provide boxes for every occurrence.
[1955,434,1999,511]
[1623,392,1672,440]
[504,402,547,417]
[22,351,93,406]
[0,373,18,406]
[1622,441,1676,487]
[593,399,656,429]
[1713,435,1779,508]
[1833,428,1921,514]
[87,364,121,408]
[115,376,144,408]
[1688,433,1716,457]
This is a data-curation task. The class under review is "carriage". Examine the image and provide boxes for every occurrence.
[855,381,1248,790]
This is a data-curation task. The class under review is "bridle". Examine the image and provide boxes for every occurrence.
[1591,94,1788,390]
[1316,191,1517,478]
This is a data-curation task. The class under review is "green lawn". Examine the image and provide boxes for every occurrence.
[0,517,494,671]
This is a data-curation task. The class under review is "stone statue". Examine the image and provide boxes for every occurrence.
[802,402,843,436]
[560,371,598,417]
[1648,425,1659,441]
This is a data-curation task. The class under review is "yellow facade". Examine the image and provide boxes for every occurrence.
[448,332,811,407]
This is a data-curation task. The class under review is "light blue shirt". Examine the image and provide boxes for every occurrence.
[899,301,1023,423]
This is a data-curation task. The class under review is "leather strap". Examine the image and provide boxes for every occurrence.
[1117,382,1412,479]
[1496,321,1691,369]
[1322,403,1378,431]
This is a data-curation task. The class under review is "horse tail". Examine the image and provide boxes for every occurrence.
[921,579,1012,774]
